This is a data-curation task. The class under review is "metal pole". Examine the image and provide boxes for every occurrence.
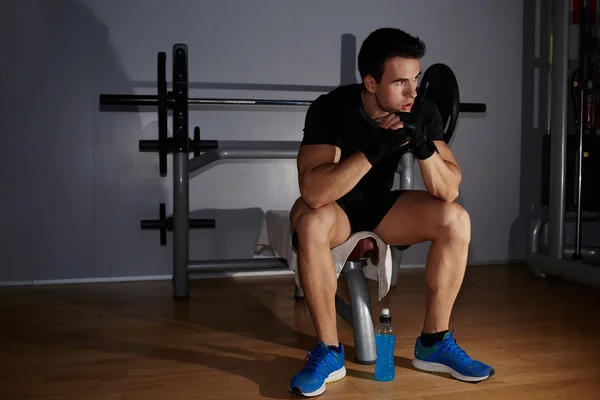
[528,251,600,284]
[548,0,569,260]
[399,152,414,190]
[187,141,300,178]
[98,94,487,113]
[574,0,592,261]
[458,103,487,113]
[188,258,287,273]
[187,98,312,106]
[390,151,415,287]
[575,86,586,260]
[98,95,313,107]
[337,261,377,365]
[172,44,190,298]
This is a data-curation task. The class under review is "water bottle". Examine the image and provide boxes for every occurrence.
[375,308,395,381]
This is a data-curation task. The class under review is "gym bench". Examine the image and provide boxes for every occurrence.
[290,151,415,365]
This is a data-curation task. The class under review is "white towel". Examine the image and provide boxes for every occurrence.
[256,210,394,300]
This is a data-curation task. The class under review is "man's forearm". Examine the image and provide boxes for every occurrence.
[419,153,462,202]
[300,152,372,208]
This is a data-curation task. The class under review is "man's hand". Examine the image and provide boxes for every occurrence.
[362,123,412,166]
[395,112,437,160]
[391,111,461,202]
[379,112,405,130]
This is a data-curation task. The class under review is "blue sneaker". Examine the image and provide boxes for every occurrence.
[289,342,346,397]
[412,330,494,382]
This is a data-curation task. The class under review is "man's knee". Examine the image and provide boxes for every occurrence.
[290,197,350,250]
[295,205,338,246]
[440,202,471,242]
[290,197,311,230]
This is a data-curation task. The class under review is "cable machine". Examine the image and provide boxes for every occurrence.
[528,0,600,285]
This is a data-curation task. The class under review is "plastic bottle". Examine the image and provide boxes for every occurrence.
[374,308,395,381]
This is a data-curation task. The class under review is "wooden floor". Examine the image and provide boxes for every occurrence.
[1,264,600,399]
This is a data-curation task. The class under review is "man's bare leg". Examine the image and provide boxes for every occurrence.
[290,198,351,346]
[373,190,493,382]
[373,190,471,334]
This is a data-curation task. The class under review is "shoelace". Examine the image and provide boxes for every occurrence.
[302,346,332,375]
[443,338,471,366]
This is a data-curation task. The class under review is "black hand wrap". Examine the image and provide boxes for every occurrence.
[396,112,438,160]
[362,128,412,166]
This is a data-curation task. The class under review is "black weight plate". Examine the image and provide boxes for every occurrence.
[417,63,460,143]
[157,52,168,176]
[159,202,167,246]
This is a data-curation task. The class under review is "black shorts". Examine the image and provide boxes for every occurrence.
[291,190,406,250]
[335,189,406,233]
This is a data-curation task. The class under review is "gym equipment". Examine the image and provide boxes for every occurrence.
[100,95,314,107]
[98,42,487,365]
[99,47,487,249]
[527,0,600,285]
[417,63,486,144]
[140,203,215,246]
[100,44,486,272]
[99,56,486,176]
[98,43,486,295]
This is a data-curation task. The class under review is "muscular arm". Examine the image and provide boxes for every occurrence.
[297,144,372,209]
[419,140,462,202]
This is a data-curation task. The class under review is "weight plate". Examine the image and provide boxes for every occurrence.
[417,63,460,144]
[157,52,168,176]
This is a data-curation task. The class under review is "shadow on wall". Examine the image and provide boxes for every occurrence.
[177,33,361,262]
[89,3,170,277]
[128,32,360,93]
[0,0,168,282]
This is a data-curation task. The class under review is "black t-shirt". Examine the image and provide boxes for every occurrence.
[301,83,445,198]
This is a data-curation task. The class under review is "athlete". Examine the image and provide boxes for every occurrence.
[288,27,494,397]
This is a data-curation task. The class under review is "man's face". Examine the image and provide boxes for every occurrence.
[372,57,421,114]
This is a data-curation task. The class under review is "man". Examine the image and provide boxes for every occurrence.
[288,27,494,397]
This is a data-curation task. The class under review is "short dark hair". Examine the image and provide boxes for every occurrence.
[357,27,426,83]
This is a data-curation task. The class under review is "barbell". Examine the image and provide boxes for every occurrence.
[140,203,215,246]
[99,45,486,176]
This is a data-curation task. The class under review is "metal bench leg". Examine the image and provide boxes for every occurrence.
[335,260,376,365]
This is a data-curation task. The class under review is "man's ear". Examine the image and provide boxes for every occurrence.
[363,75,377,94]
